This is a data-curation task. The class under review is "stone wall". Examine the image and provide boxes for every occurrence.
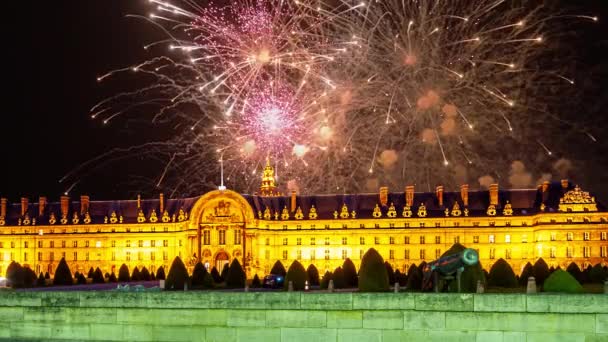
[0,291,606,341]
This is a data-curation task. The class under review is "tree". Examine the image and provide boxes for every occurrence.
[220,263,229,282]
[131,266,142,281]
[532,258,550,286]
[405,264,422,290]
[332,267,346,289]
[141,267,151,281]
[150,271,156,281]
[519,262,534,286]
[384,262,395,285]
[109,272,117,282]
[487,259,518,288]
[92,267,105,284]
[589,263,607,284]
[22,267,37,288]
[77,273,87,285]
[358,248,389,292]
[395,269,407,286]
[251,274,261,288]
[36,272,46,287]
[320,271,333,289]
[87,267,95,279]
[210,267,222,283]
[191,261,209,288]
[156,266,166,280]
[53,258,73,286]
[226,259,246,288]
[566,262,584,284]
[342,258,358,287]
[44,272,50,279]
[543,269,583,293]
[165,256,190,290]
[306,264,320,286]
[118,264,130,282]
[285,260,308,290]
[270,260,287,277]
[6,262,24,288]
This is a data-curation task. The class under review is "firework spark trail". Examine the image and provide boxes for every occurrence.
[78,0,599,196]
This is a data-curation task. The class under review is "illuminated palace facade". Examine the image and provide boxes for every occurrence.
[1,162,607,278]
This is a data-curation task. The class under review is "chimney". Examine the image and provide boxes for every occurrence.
[541,180,550,204]
[405,185,415,206]
[290,190,297,212]
[137,194,141,209]
[21,197,29,216]
[159,193,165,213]
[379,187,389,206]
[435,185,444,207]
[489,184,499,206]
[1,198,7,217]
[460,184,469,207]
[39,197,47,216]
[561,179,568,189]
[80,195,90,215]
[60,196,69,218]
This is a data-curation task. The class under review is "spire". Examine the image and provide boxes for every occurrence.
[218,155,226,191]
[260,156,278,196]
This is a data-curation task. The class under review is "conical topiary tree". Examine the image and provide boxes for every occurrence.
[251,274,261,288]
[156,266,166,280]
[109,272,117,282]
[566,262,584,284]
[36,272,46,287]
[77,273,87,285]
[93,267,105,284]
[118,264,130,282]
[210,267,222,283]
[23,267,37,288]
[320,271,333,289]
[543,269,583,293]
[342,258,358,288]
[53,258,73,286]
[150,271,156,281]
[358,248,389,292]
[533,258,550,286]
[44,272,50,279]
[519,262,533,286]
[131,266,142,281]
[487,259,518,288]
[405,264,422,290]
[332,267,346,289]
[226,259,246,288]
[284,260,308,290]
[141,267,151,281]
[191,261,209,289]
[87,267,95,279]
[306,264,320,286]
[395,269,407,286]
[589,263,607,284]
[165,256,190,290]
[220,263,229,282]
[270,260,287,277]
[384,261,395,285]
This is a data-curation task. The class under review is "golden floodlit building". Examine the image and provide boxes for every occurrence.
[1,161,607,278]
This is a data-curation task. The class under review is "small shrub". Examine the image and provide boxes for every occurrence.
[533,258,550,286]
[226,259,246,288]
[405,264,422,290]
[131,267,142,281]
[519,262,534,286]
[6,262,23,288]
[109,272,117,282]
[93,267,105,284]
[23,267,37,288]
[77,273,87,285]
[87,267,95,279]
[105,272,110,279]
[320,271,333,289]
[487,259,518,288]
[385,261,395,285]
[284,260,308,290]
[36,272,46,287]
[543,269,583,293]
[44,272,50,279]
[150,271,156,281]
[395,269,407,286]
[53,258,73,286]
[358,248,389,292]
[251,274,261,288]
[191,262,208,288]
[566,262,583,283]
[141,267,151,281]
[118,264,130,282]
[165,256,190,290]
[270,260,287,277]
[589,263,607,284]
[307,264,320,286]
[156,266,166,280]
[342,258,358,287]
[220,263,229,281]
[210,267,222,283]
[332,267,345,289]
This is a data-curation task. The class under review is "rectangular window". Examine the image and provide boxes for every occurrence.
[0,242,3,248]
[389,237,395,245]
[435,249,441,259]
[567,247,573,258]
[420,236,425,244]
[601,246,607,258]
[234,230,242,245]
[265,250,270,260]
[420,223,425,228]
[23,241,28,248]
[342,250,348,260]
[325,249,330,260]
[138,240,144,248]
[111,252,116,261]
[453,236,460,244]
[311,237,316,245]
[374,237,380,245]
[61,241,66,248]
[583,247,590,258]
[522,235,527,243]
[420,249,425,260]
[360,224,365,228]
[325,237,330,245]
[85,240,89,248]
[138,252,143,261]
[360,237,365,245]
[601,232,607,241]
[282,238,288,246]
[50,241,54,248]
[342,237,347,245]
[297,238,302,246]
[265,238,270,246]
[23,252,28,262]
[297,250,302,260]
[50,252,54,262]
[38,241,43,248]
[489,248,495,259]
[203,231,210,245]
[435,222,441,228]
[389,250,394,260]
[404,249,410,259]
[311,250,316,260]
[359,249,364,259]
[151,252,155,261]
[163,240,169,247]
[126,240,131,248]
[584,232,590,241]
[567,232,573,241]
[151,240,156,247]
[72,241,77,248]
[550,233,556,241]
[550,247,556,258]
[505,235,511,243]
[404,236,410,244]
[73,252,77,261]
[473,236,479,244]
[389,223,395,228]
[489,235,495,244]
[179,240,183,247]
[111,240,116,248]
[435,236,441,244]
[506,249,512,259]
[38,252,42,261]
[126,252,131,261]
[282,250,288,260]
[219,230,226,245]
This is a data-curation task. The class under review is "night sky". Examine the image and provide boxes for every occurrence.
[3,1,608,203]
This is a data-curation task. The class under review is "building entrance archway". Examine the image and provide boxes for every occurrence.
[215,251,230,272]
